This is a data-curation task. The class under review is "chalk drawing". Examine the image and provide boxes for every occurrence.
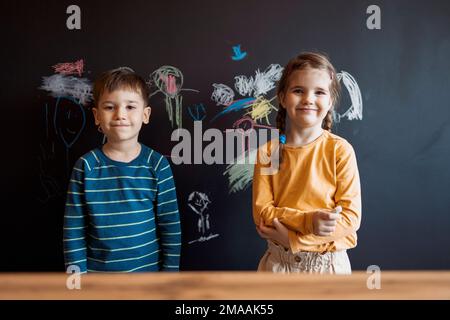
[40,74,92,105]
[149,66,198,128]
[187,191,219,244]
[210,97,256,122]
[244,96,277,125]
[223,148,258,194]
[234,64,283,97]
[334,71,363,122]
[211,83,234,106]
[53,59,84,76]
[188,103,207,121]
[231,44,247,61]
[53,96,86,174]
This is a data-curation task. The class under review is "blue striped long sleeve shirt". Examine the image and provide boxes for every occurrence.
[63,144,181,273]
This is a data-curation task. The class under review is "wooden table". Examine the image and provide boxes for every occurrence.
[1,271,449,300]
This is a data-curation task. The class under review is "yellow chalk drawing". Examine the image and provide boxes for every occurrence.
[245,96,277,125]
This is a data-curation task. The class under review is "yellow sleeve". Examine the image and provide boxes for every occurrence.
[289,141,362,253]
[252,145,315,235]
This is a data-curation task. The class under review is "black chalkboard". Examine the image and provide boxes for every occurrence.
[1,0,450,271]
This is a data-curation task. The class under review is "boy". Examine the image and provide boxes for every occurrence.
[63,67,181,273]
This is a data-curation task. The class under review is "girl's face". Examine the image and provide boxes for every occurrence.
[280,67,333,130]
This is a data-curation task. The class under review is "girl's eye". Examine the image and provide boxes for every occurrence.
[293,89,303,94]
[316,91,326,95]
[104,106,114,110]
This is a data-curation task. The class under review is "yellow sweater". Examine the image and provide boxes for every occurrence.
[252,130,361,253]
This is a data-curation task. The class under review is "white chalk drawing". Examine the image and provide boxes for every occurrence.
[223,148,258,194]
[211,83,234,106]
[234,64,283,97]
[334,71,363,122]
[187,191,219,244]
[149,66,198,128]
[40,74,92,106]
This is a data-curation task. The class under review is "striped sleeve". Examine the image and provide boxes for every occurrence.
[63,158,88,273]
[155,155,181,271]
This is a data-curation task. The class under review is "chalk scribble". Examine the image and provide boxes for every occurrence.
[40,74,92,105]
[334,71,363,122]
[53,59,84,76]
[245,96,278,125]
[210,97,255,122]
[223,148,258,194]
[234,64,283,97]
[211,83,234,106]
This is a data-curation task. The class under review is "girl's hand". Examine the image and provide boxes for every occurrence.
[256,218,290,249]
[312,209,340,236]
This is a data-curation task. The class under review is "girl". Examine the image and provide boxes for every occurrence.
[252,52,361,274]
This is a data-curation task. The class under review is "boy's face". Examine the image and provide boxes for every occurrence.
[93,89,151,143]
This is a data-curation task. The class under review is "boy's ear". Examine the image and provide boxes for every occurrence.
[143,106,151,124]
[92,107,100,125]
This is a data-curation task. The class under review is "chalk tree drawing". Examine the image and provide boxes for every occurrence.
[187,191,219,244]
[334,71,363,122]
[149,66,198,128]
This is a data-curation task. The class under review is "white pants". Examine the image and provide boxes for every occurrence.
[258,241,352,275]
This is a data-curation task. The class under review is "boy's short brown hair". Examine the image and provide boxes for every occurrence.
[93,67,150,107]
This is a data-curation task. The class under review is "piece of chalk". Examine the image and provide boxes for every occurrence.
[334,206,342,214]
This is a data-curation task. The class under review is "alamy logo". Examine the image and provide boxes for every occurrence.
[66,265,81,290]
[366,265,381,289]
[170,121,280,175]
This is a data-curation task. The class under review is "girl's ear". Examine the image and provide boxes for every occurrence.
[143,106,151,124]
[92,107,100,126]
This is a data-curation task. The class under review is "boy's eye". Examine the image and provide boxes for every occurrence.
[127,105,136,110]
[103,106,114,110]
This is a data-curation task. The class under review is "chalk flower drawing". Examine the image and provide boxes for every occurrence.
[149,66,198,128]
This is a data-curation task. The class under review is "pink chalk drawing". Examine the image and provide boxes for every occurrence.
[52,59,84,77]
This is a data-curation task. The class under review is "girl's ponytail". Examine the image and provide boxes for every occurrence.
[276,106,287,163]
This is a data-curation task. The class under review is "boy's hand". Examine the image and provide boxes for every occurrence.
[312,208,341,236]
[256,218,290,249]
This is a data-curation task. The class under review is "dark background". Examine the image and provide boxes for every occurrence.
[1,0,449,271]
